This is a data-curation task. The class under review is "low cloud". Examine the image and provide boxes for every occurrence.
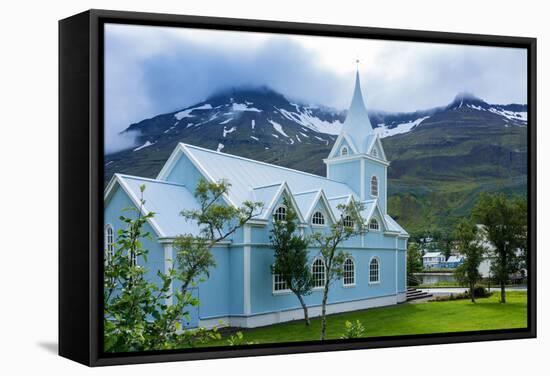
[104,24,527,153]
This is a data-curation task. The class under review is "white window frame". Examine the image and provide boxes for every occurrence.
[311,211,326,226]
[104,223,115,265]
[340,146,349,156]
[371,176,379,197]
[272,272,291,294]
[273,204,287,222]
[343,215,354,228]
[369,218,380,231]
[369,256,381,284]
[311,257,326,290]
[342,257,356,287]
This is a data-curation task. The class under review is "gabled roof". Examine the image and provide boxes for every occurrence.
[294,189,338,224]
[105,174,201,238]
[365,134,387,161]
[251,181,306,223]
[423,252,444,258]
[160,143,356,210]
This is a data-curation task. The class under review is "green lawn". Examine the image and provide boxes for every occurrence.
[202,291,527,346]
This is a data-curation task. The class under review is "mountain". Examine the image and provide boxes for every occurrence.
[104,87,528,236]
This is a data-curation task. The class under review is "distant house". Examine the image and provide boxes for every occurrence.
[422,252,446,268]
[442,254,465,268]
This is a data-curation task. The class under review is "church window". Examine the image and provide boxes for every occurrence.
[104,224,114,265]
[369,257,380,283]
[343,258,356,286]
[340,146,349,156]
[312,258,326,288]
[369,218,380,230]
[312,211,325,226]
[371,176,379,197]
[343,215,354,228]
[273,273,289,292]
[273,205,287,222]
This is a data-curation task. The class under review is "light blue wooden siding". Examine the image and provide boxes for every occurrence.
[104,186,164,288]
[164,152,203,189]
[328,160,361,196]
[397,250,407,293]
[364,162,387,211]
[249,246,398,315]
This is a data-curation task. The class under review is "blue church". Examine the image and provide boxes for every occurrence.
[104,72,409,329]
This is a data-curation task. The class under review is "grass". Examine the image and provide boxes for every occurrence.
[200,291,527,346]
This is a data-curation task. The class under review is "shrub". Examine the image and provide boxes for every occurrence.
[340,320,366,339]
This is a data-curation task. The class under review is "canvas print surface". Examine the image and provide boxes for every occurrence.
[102,23,528,353]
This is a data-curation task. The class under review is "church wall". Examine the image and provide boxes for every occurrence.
[248,245,399,316]
[104,186,165,289]
[364,162,387,211]
[164,152,204,190]
[327,160,361,197]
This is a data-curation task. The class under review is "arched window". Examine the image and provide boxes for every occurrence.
[371,176,379,197]
[340,146,349,156]
[104,224,114,264]
[369,257,380,283]
[372,148,379,158]
[312,258,326,288]
[343,258,355,286]
[343,215,354,228]
[369,218,380,230]
[312,211,325,225]
[273,205,287,222]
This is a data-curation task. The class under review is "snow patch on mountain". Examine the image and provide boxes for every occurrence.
[374,116,430,138]
[231,103,262,112]
[276,107,342,135]
[488,107,527,122]
[216,143,224,152]
[251,119,255,129]
[223,126,237,137]
[269,120,289,138]
[133,140,155,152]
[219,118,232,125]
[174,104,213,120]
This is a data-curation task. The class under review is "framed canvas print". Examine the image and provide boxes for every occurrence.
[59,9,536,366]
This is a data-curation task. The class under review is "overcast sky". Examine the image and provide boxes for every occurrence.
[104,23,527,153]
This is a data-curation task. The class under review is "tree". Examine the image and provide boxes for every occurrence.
[175,178,263,316]
[104,185,219,352]
[453,219,485,302]
[310,201,365,340]
[472,193,526,303]
[406,242,423,285]
[269,197,313,325]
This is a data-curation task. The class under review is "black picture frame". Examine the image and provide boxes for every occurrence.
[59,9,537,367]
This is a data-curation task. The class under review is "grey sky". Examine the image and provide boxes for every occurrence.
[104,23,527,153]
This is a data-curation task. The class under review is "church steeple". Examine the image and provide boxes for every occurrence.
[340,69,374,153]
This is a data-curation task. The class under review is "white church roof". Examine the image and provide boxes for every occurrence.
[340,70,375,153]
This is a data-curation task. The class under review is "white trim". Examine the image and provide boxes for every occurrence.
[272,273,291,294]
[327,132,359,159]
[198,294,399,329]
[243,224,252,315]
[107,174,166,238]
[384,165,388,213]
[360,159,365,201]
[395,237,398,295]
[163,243,174,306]
[323,153,390,167]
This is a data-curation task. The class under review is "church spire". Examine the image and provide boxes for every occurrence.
[341,68,374,153]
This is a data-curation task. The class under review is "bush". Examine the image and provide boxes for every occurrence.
[429,287,492,302]
[340,320,366,339]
